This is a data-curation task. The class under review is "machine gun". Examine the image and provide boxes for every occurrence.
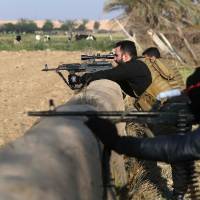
[28,97,199,199]
[28,109,195,126]
[42,53,114,90]
[28,99,196,130]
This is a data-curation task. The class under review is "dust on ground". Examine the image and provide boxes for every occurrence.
[0,50,199,200]
[0,51,82,146]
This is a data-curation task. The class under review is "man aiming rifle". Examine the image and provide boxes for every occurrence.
[80,40,152,100]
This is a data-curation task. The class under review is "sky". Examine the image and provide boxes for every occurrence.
[0,0,121,21]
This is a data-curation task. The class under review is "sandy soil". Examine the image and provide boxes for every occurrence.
[0,51,83,146]
[1,50,199,199]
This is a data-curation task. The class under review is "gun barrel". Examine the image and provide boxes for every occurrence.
[28,110,195,125]
[42,63,84,72]
[42,68,58,71]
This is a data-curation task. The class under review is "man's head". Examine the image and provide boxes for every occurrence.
[142,47,161,61]
[114,40,137,64]
[186,67,200,121]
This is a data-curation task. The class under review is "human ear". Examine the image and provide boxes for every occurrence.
[123,52,131,62]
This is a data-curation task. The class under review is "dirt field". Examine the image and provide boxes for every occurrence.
[1,50,200,199]
[0,49,196,147]
[0,51,84,146]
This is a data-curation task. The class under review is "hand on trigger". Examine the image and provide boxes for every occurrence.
[80,73,93,85]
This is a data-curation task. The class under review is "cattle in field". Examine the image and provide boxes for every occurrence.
[86,35,96,40]
[35,35,41,41]
[44,35,51,42]
[16,35,21,42]
[75,34,96,41]
[14,35,22,44]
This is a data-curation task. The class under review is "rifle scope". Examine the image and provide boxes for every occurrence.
[81,54,114,60]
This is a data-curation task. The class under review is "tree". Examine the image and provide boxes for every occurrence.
[104,0,200,65]
[1,19,38,33]
[76,20,88,32]
[104,0,200,30]
[17,20,38,33]
[93,21,100,31]
[0,23,16,32]
[42,20,54,32]
[76,24,86,32]
[60,20,75,31]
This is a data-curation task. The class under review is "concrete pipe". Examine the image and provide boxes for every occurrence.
[0,80,126,200]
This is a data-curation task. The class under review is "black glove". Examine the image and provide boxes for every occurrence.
[85,117,120,149]
[80,73,93,85]
[68,74,81,85]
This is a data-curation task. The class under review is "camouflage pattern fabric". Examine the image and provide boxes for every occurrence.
[135,58,184,111]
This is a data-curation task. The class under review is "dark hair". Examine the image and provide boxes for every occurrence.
[142,47,161,58]
[115,40,137,57]
[186,67,200,121]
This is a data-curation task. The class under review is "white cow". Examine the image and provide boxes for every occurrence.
[35,35,41,41]
[44,35,51,42]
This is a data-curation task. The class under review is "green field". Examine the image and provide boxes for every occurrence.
[0,33,126,51]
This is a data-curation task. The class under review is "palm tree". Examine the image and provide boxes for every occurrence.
[104,0,200,64]
[104,0,200,30]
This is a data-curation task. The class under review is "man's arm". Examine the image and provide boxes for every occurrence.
[86,117,200,163]
[116,130,200,163]
[81,64,128,84]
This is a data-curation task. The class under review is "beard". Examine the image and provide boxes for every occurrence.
[115,59,123,65]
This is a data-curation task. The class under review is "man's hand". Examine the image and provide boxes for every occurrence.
[85,117,120,149]
[80,73,93,85]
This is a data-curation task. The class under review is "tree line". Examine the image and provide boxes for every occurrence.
[0,19,100,33]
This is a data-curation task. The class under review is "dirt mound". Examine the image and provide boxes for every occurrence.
[0,51,82,146]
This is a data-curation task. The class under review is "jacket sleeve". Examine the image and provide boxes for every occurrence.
[114,128,200,163]
[81,64,134,83]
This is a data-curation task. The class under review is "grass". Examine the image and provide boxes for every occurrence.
[0,33,125,51]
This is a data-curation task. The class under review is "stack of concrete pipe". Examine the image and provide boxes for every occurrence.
[0,80,126,200]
